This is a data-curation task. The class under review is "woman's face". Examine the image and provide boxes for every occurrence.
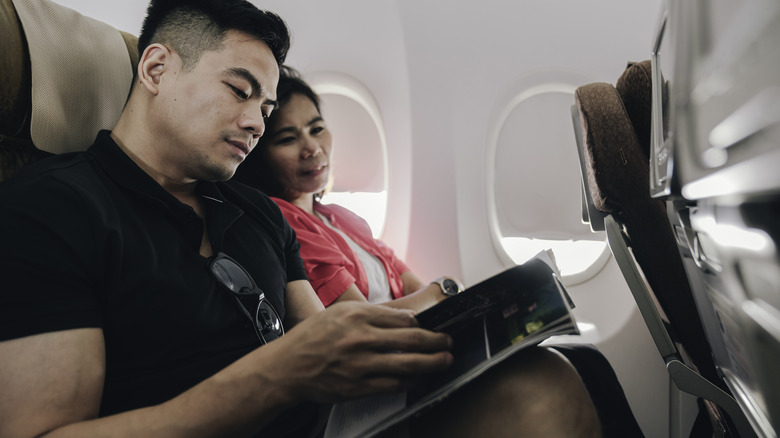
[260,93,333,202]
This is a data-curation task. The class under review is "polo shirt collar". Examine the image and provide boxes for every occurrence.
[86,131,243,245]
[87,130,190,216]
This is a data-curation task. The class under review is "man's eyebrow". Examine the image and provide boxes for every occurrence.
[225,67,277,107]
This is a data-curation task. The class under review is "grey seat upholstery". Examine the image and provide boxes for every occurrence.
[654,1,780,435]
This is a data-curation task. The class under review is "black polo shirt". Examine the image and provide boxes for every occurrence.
[0,130,307,417]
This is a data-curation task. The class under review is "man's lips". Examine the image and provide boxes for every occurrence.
[227,140,250,155]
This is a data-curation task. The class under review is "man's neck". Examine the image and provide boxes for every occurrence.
[109,129,199,200]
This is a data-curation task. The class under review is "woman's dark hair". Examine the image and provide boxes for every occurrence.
[272,65,321,114]
[138,0,290,70]
[233,66,322,199]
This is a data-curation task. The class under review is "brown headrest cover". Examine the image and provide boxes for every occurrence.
[615,60,652,160]
[574,82,648,215]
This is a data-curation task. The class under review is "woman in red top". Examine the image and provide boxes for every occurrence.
[234,67,460,312]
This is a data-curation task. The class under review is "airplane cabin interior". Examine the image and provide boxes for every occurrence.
[1,0,778,437]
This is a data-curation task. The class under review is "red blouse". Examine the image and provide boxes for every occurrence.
[272,198,409,306]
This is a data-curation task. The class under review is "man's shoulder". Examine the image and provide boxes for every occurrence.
[221,179,274,206]
[0,151,111,236]
[220,180,287,224]
[0,151,100,198]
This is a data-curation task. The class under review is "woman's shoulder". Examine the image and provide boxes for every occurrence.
[315,201,363,221]
[269,197,328,232]
[315,202,373,235]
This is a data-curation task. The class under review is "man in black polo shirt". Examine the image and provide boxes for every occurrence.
[0,0,601,436]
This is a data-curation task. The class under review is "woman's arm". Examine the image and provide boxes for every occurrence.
[331,281,448,314]
[400,271,425,296]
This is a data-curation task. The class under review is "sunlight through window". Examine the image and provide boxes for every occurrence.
[321,191,388,238]
[501,237,607,277]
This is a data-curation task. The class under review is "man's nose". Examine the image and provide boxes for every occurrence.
[239,106,265,138]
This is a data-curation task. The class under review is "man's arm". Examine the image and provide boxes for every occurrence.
[284,279,325,326]
[0,303,452,438]
[0,329,105,437]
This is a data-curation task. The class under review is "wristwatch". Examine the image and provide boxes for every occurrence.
[432,276,463,297]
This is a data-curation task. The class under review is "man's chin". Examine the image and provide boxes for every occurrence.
[200,165,237,183]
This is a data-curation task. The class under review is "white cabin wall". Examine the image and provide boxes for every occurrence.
[396,0,663,281]
[396,2,671,436]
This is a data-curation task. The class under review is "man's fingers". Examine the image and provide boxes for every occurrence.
[374,350,453,375]
[368,326,452,353]
[346,350,453,378]
[326,300,423,328]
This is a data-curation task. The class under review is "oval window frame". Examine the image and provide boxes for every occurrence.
[486,80,611,286]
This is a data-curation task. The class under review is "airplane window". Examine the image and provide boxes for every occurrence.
[489,84,609,285]
[310,75,388,238]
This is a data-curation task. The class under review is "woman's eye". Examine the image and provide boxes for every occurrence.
[311,126,324,135]
[277,136,296,144]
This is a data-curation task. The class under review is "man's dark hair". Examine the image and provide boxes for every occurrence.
[138,0,290,70]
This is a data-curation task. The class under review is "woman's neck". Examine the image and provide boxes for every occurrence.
[290,193,316,216]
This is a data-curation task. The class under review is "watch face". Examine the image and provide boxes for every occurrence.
[442,278,459,296]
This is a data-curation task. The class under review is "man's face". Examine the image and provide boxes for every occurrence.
[154,30,279,182]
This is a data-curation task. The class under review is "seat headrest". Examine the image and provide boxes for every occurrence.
[0,0,138,182]
[573,69,723,386]
[574,82,649,215]
[615,60,653,159]
[615,60,652,160]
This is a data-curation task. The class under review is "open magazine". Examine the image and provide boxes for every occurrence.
[324,251,580,438]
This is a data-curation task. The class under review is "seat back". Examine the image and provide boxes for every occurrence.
[654,1,780,434]
[0,0,138,182]
[572,61,756,438]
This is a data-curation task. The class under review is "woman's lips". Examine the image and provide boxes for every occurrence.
[303,163,327,176]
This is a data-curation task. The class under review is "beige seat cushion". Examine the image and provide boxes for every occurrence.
[0,0,138,181]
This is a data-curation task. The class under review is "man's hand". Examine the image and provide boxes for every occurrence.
[261,301,453,403]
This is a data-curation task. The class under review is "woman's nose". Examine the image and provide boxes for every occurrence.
[301,136,321,157]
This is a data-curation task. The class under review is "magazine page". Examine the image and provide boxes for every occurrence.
[407,256,577,405]
[324,252,578,438]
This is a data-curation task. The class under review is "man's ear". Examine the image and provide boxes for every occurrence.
[136,43,175,96]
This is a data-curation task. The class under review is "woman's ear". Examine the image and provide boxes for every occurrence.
[136,43,175,96]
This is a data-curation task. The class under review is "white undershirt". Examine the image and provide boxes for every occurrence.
[316,212,394,304]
